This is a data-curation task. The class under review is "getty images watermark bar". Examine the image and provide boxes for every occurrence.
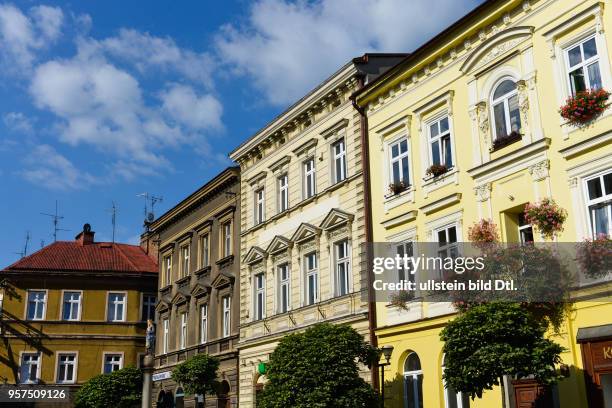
[362,242,612,303]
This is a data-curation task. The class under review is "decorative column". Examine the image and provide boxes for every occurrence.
[516,80,531,145]
[141,355,154,408]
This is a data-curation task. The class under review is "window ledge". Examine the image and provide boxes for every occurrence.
[384,186,415,211]
[175,275,191,288]
[489,133,522,152]
[421,167,459,197]
[216,255,234,269]
[194,265,211,277]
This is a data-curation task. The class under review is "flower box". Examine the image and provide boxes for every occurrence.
[560,88,610,126]
[425,164,449,178]
[491,131,522,151]
[524,198,568,240]
[387,180,408,196]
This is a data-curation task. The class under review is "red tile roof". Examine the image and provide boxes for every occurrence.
[3,241,158,274]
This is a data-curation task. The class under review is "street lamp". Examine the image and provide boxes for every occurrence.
[377,345,394,407]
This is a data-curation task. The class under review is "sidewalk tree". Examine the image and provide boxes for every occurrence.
[440,302,564,399]
[74,366,142,408]
[256,323,379,408]
[171,354,220,403]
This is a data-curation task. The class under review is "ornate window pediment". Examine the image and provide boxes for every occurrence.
[265,235,292,255]
[290,223,321,244]
[190,283,211,299]
[211,272,235,289]
[170,292,189,306]
[461,26,534,74]
[319,208,354,231]
[243,246,267,265]
[155,299,170,313]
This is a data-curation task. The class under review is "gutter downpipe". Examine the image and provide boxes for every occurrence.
[351,75,379,392]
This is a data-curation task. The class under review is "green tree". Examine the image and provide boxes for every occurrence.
[257,323,379,408]
[440,302,564,399]
[171,354,220,403]
[74,366,142,408]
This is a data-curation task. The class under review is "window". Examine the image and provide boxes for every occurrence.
[180,312,188,349]
[163,255,172,286]
[27,290,46,320]
[565,35,602,95]
[278,263,290,314]
[222,222,232,257]
[222,296,231,338]
[103,354,122,373]
[180,245,190,277]
[403,352,423,408]
[20,353,40,384]
[56,353,77,384]
[390,138,410,186]
[303,159,316,199]
[199,234,210,268]
[62,291,81,321]
[443,355,469,408]
[491,78,521,140]
[332,138,347,183]
[436,225,459,279]
[278,174,289,212]
[162,319,169,354]
[107,292,126,322]
[396,241,415,285]
[305,252,318,305]
[334,240,350,296]
[142,294,156,321]
[252,273,265,320]
[255,188,265,225]
[428,116,453,169]
[585,170,612,237]
[518,213,534,244]
[200,304,208,344]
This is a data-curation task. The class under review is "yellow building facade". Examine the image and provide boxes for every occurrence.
[354,0,612,407]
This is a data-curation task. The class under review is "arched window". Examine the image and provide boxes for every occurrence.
[443,355,470,408]
[403,352,423,408]
[490,78,521,140]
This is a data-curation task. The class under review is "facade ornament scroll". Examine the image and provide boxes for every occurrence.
[476,101,490,147]
[528,160,550,181]
[568,177,578,189]
[516,80,530,137]
[474,183,492,202]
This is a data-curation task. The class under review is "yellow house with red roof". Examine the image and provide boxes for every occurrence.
[0,223,157,400]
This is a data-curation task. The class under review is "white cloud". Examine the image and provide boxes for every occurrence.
[21,144,99,190]
[216,0,480,105]
[161,84,223,130]
[3,112,33,133]
[0,4,63,72]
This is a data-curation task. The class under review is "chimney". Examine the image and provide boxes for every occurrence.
[75,223,95,246]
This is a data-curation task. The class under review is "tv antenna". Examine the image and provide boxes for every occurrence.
[108,201,118,243]
[137,193,163,223]
[14,231,31,258]
[41,200,70,242]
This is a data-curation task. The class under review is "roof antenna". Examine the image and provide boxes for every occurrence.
[14,231,30,258]
[41,200,70,242]
[137,193,163,226]
[108,201,117,243]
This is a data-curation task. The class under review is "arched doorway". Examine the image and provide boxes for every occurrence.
[157,389,174,408]
[403,351,423,408]
[175,387,184,408]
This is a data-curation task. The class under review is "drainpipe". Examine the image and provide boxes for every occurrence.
[351,75,379,392]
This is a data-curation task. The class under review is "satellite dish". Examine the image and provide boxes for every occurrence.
[147,212,155,222]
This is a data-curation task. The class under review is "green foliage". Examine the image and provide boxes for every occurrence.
[256,323,379,408]
[74,366,142,408]
[171,353,220,397]
[440,302,564,399]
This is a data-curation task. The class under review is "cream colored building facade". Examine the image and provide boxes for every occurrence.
[354,0,612,406]
[230,55,405,407]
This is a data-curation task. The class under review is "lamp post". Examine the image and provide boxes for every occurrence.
[377,345,394,408]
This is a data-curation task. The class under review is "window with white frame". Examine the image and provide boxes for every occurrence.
[255,188,265,225]
[162,319,169,354]
[278,174,289,212]
[585,170,612,237]
[163,254,172,286]
[200,304,208,344]
[56,353,77,384]
[518,212,534,245]
[334,240,350,297]
[27,290,46,320]
[428,116,453,169]
[436,225,459,278]
[332,138,347,183]
[389,138,410,187]
[180,312,188,349]
[490,78,521,140]
[62,291,81,321]
[107,292,126,322]
[222,296,231,338]
[278,263,290,314]
[303,158,316,199]
[20,352,40,384]
[222,221,232,257]
[142,294,156,321]
[565,35,602,95]
[199,234,210,268]
[443,354,470,408]
[180,245,190,277]
[103,354,122,373]
[396,241,415,285]
[403,352,424,408]
[305,252,318,305]
[254,273,265,321]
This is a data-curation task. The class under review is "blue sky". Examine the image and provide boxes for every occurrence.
[0,0,480,266]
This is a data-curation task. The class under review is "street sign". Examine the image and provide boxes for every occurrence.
[152,371,172,382]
